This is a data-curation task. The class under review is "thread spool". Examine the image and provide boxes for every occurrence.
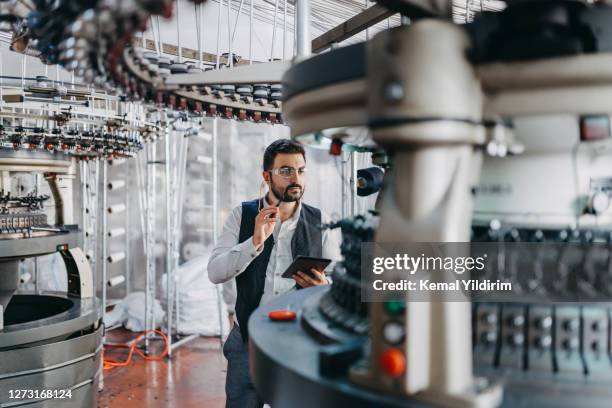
[107,228,126,238]
[107,275,126,287]
[107,251,126,263]
[107,203,126,214]
[194,155,212,164]
[107,179,126,191]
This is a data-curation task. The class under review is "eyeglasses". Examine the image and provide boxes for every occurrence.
[269,166,307,179]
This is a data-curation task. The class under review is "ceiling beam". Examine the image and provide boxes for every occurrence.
[311,4,394,53]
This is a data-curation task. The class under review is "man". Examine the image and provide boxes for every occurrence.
[207,139,341,408]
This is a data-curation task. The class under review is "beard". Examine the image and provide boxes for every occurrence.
[270,179,304,203]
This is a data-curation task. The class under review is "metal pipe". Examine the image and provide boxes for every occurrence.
[170,132,189,347]
[164,129,174,356]
[100,159,108,319]
[296,0,311,58]
[213,118,223,347]
[145,142,157,353]
[125,153,131,293]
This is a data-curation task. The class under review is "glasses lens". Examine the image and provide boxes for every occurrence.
[278,168,292,178]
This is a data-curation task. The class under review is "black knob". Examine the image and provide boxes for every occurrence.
[507,314,525,327]
[481,331,497,344]
[562,319,579,332]
[482,312,497,325]
[562,337,579,351]
[508,333,524,346]
[592,321,603,332]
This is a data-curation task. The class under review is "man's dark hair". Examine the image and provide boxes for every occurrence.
[263,139,305,170]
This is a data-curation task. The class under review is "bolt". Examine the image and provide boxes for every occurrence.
[383,81,404,104]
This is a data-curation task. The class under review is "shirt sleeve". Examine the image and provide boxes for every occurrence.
[221,279,237,314]
[207,205,264,284]
[321,212,343,283]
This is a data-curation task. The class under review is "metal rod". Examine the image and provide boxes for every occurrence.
[100,159,108,316]
[283,0,287,60]
[145,142,157,353]
[164,128,173,356]
[212,118,223,348]
[170,333,200,351]
[173,133,189,346]
[351,151,357,216]
[216,0,222,69]
[227,0,232,67]
[196,3,202,69]
[249,0,253,65]
[296,0,311,58]
[230,0,245,58]
[271,0,280,61]
[364,0,369,41]
[125,155,131,294]
[176,0,182,63]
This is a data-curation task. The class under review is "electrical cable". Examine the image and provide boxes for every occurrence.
[103,329,169,370]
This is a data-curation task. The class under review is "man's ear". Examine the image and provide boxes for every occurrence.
[262,171,270,183]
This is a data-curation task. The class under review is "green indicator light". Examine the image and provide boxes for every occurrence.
[384,300,406,316]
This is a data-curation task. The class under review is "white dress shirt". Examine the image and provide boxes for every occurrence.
[207,198,342,310]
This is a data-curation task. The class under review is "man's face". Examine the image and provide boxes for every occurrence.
[264,153,306,203]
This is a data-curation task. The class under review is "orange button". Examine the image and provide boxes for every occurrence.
[268,310,297,321]
[379,348,406,377]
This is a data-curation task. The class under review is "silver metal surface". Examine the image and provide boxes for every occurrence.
[0,231,82,260]
[0,324,102,408]
[296,0,312,58]
[0,293,98,349]
[164,61,290,86]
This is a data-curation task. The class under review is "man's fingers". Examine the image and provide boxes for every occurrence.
[310,268,326,281]
[293,274,308,288]
[297,271,317,286]
[258,208,279,217]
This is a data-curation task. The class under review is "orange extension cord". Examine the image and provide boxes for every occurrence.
[103,329,169,370]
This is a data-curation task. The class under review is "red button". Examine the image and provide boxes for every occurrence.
[379,348,406,377]
[268,310,297,321]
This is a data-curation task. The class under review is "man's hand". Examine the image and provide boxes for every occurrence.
[293,268,329,288]
[253,207,279,249]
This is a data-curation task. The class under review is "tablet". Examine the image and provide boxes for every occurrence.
[281,255,332,279]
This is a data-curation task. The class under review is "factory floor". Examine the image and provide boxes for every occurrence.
[98,329,226,408]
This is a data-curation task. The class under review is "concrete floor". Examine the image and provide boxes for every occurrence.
[98,330,226,408]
